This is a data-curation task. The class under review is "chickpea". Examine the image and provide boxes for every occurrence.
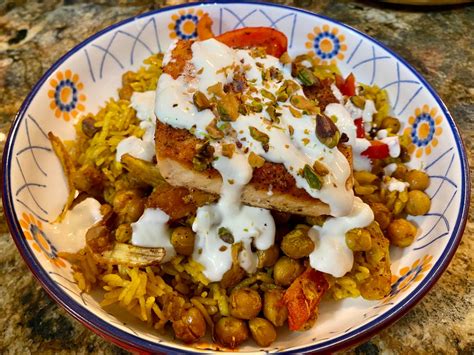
[405,170,430,191]
[345,228,372,251]
[171,226,195,256]
[113,189,145,224]
[214,316,249,348]
[370,202,392,230]
[257,245,280,268]
[405,190,431,216]
[387,218,417,247]
[172,307,206,343]
[380,116,401,133]
[229,288,262,320]
[273,256,304,286]
[263,289,288,327]
[249,318,277,347]
[281,226,314,259]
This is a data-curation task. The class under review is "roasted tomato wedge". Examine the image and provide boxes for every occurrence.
[282,268,328,331]
[216,27,288,58]
[197,15,287,58]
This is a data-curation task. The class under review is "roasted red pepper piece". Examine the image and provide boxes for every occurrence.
[282,268,329,331]
[336,73,356,97]
[362,140,390,159]
[354,118,365,138]
[215,27,288,58]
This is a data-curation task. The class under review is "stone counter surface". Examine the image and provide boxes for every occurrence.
[0,1,472,354]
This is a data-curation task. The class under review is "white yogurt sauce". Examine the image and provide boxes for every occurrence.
[131,208,176,263]
[384,163,398,176]
[384,177,409,192]
[153,38,377,280]
[50,198,102,253]
[116,91,157,162]
[308,197,374,277]
[362,99,377,131]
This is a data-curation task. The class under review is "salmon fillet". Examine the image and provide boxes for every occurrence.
[154,40,352,217]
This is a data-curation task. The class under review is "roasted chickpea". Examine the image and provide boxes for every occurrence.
[380,116,401,133]
[229,288,262,320]
[249,317,277,347]
[172,307,206,343]
[257,245,280,268]
[405,190,431,216]
[387,218,417,247]
[273,256,304,286]
[281,226,314,259]
[113,189,145,224]
[214,316,249,348]
[171,226,195,256]
[263,289,288,327]
[405,170,430,191]
[345,228,372,251]
[370,202,392,230]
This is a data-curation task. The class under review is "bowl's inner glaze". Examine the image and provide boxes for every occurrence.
[5,2,467,353]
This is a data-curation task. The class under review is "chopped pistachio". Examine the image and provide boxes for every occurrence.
[290,95,319,115]
[303,164,322,190]
[302,138,310,146]
[216,94,239,121]
[248,152,265,168]
[193,91,211,111]
[289,106,302,118]
[249,126,270,152]
[218,227,234,244]
[313,160,329,176]
[238,103,249,116]
[205,119,224,139]
[316,113,341,148]
[249,100,263,113]
[193,141,215,171]
[266,105,281,124]
[350,95,366,109]
[207,82,225,97]
[276,91,289,102]
[260,89,276,102]
[222,143,235,158]
[279,51,291,65]
[297,67,317,86]
[250,47,267,58]
[288,125,295,136]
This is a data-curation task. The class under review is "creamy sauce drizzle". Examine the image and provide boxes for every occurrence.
[116,91,156,162]
[131,208,176,263]
[152,38,377,279]
[51,198,102,253]
[308,197,374,277]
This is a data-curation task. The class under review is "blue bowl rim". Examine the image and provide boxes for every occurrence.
[2,1,470,353]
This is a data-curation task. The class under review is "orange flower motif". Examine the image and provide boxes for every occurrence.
[383,255,433,304]
[305,24,347,64]
[48,70,86,122]
[168,9,205,40]
[403,105,443,158]
[20,212,65,268]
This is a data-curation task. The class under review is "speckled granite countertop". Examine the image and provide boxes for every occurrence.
[0,0,472,354]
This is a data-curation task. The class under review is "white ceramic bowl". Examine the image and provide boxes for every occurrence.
[2,2,469,353]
